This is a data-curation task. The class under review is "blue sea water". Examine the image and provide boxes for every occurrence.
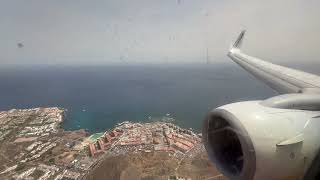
[0,63,295,133]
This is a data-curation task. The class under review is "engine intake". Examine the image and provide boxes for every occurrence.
[203,109,256,180]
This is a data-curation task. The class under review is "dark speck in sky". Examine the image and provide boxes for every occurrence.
[17,43,24,48]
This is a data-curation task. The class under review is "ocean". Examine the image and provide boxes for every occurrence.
[1,62,316,133]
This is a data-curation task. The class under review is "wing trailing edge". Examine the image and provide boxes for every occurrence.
[228,31,320,94]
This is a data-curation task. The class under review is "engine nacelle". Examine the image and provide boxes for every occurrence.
[203,101,320,180]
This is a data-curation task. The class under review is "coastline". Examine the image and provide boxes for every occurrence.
[0,107,225,180]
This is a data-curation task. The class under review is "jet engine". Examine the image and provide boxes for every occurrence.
[203,96,320,180]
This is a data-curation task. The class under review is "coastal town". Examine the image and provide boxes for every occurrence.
[86,121,202,158]
[0,107,224,180]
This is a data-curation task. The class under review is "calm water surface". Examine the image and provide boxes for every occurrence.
[2,62,306,133]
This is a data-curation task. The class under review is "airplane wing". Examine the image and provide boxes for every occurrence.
[228,30,320,94]
[203,31,320,180]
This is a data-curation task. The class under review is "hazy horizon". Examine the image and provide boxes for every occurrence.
[1,0,320,65]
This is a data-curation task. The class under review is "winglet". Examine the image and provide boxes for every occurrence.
[232,30,246,49]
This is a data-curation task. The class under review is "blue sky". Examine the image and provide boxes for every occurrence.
[1,0,319,65]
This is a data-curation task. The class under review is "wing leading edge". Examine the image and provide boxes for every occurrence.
[228,30,320,94]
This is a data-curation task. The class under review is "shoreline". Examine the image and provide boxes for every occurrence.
[0,107,224,180]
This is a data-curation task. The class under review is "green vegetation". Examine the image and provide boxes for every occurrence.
[88,132,104,142]
[48,158,55,165]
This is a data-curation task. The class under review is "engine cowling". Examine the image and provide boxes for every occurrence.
[202,101,320,180]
